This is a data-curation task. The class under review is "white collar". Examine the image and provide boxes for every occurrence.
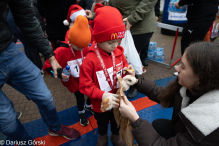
[180,87,219,136]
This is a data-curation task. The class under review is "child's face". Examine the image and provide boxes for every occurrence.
[98,39,121,53]
[72,44,83,51]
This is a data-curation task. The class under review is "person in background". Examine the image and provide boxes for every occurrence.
[119,42,219,146]
[37,0,77,50]
[0,0,80,144]
[175,0,219,55]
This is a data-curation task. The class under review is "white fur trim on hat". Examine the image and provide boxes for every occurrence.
[70,9,86,22]
[63,20,69,26]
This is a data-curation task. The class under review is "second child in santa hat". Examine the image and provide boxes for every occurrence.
[63,4,94,45]
[43,15,94,127]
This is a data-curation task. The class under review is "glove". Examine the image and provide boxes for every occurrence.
[101,93,119,112]
[121,75,138,91]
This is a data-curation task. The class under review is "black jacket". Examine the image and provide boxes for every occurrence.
[0,0,53,59]
[79,0,95,10]
[37,0,76,41]
[179,0,219,22]
[154,0,160,18]
[32,0,45,32]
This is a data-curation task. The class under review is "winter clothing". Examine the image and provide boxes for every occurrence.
[108,0,158,35]
[131,77,219,146]
[181,21,213,55]
[110,134,126,146]
[154,0,160,18]
[96,134,107,146]
[37,0,77,41]
[179,0,219,55]
[75,90,91,111]
[79,43,128,113]
[94,110,119,136]
[68,15,91,48]
[79,0,95,10]
[0,0,53,59]
[179,0,219,23]
[63,4,86,26]
[43,42,89,93]
[92,4,125,43]
[32,0,45,32]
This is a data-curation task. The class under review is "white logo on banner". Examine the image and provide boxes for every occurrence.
[168,0,187,21]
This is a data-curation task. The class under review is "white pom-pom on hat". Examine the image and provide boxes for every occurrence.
[63,20,69,26]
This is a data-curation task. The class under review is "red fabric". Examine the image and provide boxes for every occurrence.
[66,4,84,23]
[43,43,89,93]
[79,42,129,113]
[92,4,125,43]
[88,20,94,29]
[209,22,214,37]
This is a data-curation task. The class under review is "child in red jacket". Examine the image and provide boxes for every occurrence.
[43,15,93,127]
[79,4,133,146]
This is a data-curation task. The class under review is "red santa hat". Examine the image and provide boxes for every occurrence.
[63,4,86,26]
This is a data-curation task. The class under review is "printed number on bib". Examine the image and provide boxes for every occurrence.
[67,58,83,78]
[96,62,123,92]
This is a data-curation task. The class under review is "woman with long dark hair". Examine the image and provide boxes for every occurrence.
[119,42,219,145]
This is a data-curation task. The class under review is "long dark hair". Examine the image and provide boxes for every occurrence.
[159,42,219,107]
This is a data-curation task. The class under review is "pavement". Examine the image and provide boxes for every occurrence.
[2,26,182,124]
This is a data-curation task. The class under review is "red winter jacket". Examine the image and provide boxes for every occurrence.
[43,42,89,93]
[79,42,128,113]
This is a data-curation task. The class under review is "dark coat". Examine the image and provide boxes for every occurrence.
[37,0,76,40]
[32,0,45,32]
[179,0,219,22]
[0,0,53,59]
[79,0,95,10]
[132,77,219,146]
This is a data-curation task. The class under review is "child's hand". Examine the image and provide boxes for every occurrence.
[62,73,70,81]
[123,64,135,76]
[85,10,93,19]
[101,93,119,111]
[121,75,138,91]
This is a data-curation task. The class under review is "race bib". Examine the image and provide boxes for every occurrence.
[96,62,123,92]
[67,58,84,78]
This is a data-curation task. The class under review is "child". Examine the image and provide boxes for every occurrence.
[63,4,94,44]
[43,15,94,127]
[79,4,133,146]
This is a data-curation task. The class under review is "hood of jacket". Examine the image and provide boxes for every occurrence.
[179,87,219,138]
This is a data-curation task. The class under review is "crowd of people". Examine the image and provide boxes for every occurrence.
[1,0,219,146]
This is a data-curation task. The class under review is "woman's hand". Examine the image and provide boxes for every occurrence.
[119,96,139,122]
[85,10,93,19]
[123,18,132,30]
[123,64,135,76]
